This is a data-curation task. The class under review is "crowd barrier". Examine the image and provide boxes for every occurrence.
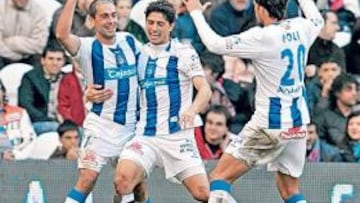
[0,160,359,203]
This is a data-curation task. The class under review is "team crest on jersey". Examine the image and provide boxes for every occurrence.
[226,36,241,50]
[127,141,144,155]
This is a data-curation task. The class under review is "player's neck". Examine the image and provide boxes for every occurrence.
[262,17,279,26]
[96,34,116,45]
[149,41,170,57]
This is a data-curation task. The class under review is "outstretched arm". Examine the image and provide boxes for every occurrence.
[183,0,262,59]
[56,0,81,56]
[297,0,324,43]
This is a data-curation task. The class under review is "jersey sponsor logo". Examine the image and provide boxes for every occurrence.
[139,78,179,89]
[277,84,302,95]
[104,66,136,80]
[280,127,306,140]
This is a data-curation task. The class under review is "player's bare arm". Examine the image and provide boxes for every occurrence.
[181,76,211,127]
[56,0,81,56]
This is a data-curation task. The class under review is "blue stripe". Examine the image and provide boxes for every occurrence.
[126,35,137,54]
[67,188,87,203]
[291,97,302,127]
[110,45,131,125]
[210,180,231,193]
[91,40,104,115]
[285,193,305,203]
[167,56,181,134]
[144,58,157,136]
[269,97,281,129]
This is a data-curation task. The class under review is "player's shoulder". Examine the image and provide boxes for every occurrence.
[115,32,137,41]
[171,38,197,55]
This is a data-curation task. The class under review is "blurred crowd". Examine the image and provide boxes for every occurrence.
[0,0,360,164]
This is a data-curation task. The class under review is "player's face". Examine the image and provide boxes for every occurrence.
[337,83,358,107]
[347,115,360,141]
[323,12,340,40]
[146,12,174,45]
[93,3,118,40]
[306,124,318,149]
[60,130,80,151]
[204,112,228,145]
[41,51,65,76]
[229,0,249,11]
[116,0,132,18]
[318,62,341,82]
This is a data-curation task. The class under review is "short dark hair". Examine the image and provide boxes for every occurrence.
[57,120,79,138]
[205,105,232,128]
[255,0,288,20]
[89,0,115,18]
[329,73,359,108]
[145,0,176,24]
[200,51,225,79]
[42,40,65,58]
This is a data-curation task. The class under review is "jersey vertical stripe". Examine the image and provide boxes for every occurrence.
[167,56,181,134]
[144,58,158,136]
[91,40,105,115]
[76,33,140,127]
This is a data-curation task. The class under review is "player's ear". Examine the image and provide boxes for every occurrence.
[169,22,175,32]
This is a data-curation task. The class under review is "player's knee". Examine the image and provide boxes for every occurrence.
[190,185,209,202]
[114,173,134,195]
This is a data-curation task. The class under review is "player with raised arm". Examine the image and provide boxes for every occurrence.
[183,0,324,202]
[56,0,143,202]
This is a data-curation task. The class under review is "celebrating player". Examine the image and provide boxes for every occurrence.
[183,0,324,202]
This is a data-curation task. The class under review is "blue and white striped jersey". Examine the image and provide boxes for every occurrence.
[190,0,324,129]
[136,39,204,136]
[75,32,141,127]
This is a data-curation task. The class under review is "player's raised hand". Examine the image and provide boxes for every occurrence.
[85,84,113,103]
[182,0,210,12]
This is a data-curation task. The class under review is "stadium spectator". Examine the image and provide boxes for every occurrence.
[58,60,86,126]
[346,18,360,75]
[222,58,254,133]
[50,120,80,160]
[209,0,255,36]
[195,105,234,160]
[307,59,342,116]
[0,79,36,160]
[200,51,235,117]
[172,2,205,53]
[315,73,358,151]
[306,122,343,162]
[18,42,65,135]
[115,0,148,43]
[0,0,49,69]
[307,10,346,70]
[342,111,360,162]
[50,0,95,41]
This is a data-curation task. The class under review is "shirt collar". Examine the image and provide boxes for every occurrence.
[9,0,31,11]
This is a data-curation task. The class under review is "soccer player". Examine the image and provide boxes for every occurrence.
[183,0,324,202]
[113,0,212,202]
[56,0,142,202]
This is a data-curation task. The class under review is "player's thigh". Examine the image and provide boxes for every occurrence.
[268,130,307,178]
[118,136,157,183]
[115,159,146,188]
[210,153,251,183]
[225,123,284,168]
